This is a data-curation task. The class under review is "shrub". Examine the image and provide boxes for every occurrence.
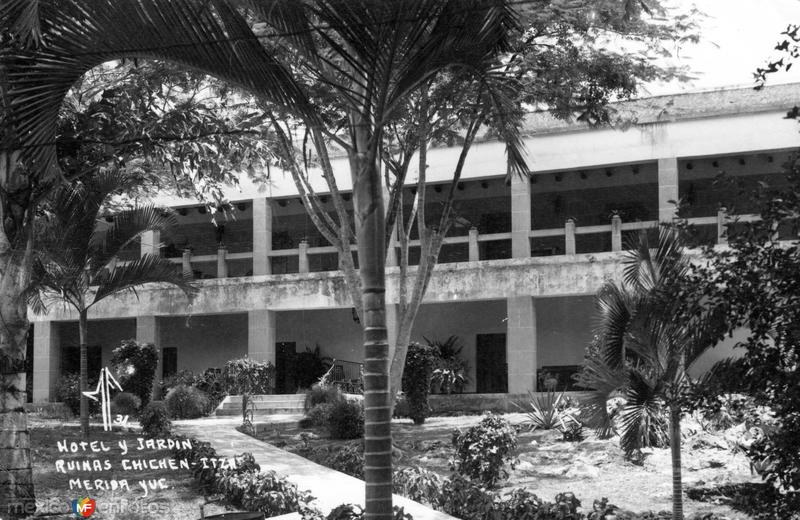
[300,403,334,429]
[164,384,209,419]
[304,384,345,411]
[110,339,159,408]
[139,401,171,438]
[110,392,141,417]
[56,373,99,416]
[327,400,364,440]
[172,436,316,517]
[402,342,435,424]
[298,443,364,479]
[215,469,314,516]
[451,413,517,487]
[222,357,276,394]
[393,466,446,508]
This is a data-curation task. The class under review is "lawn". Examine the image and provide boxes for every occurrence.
[251,412,761,519]
[27,416,226,520]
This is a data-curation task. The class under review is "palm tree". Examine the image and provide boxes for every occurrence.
[2,2,305,513]
[576,226,722,520]
[32,170,195,438]
[3,2,522,517]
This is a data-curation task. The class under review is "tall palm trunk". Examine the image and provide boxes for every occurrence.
[352,121,392,520]
[669,403,684,520]
[78,309,89,438]
[0,223,36,519]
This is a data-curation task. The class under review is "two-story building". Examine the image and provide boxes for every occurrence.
[29,83,800,402]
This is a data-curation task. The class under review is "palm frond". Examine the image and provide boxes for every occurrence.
[575,354,627,438]
[594,282,632,369]
[623,225,688,293]
[0,0,43,47]
[2,0,309,176]
[90,205,178,271]
[618,368,669,456]
[90,254,196,305]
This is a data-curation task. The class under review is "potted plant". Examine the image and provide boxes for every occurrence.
[426,336,470,394]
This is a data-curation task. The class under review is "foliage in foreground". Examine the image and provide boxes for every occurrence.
[692,158,800,493]
[393,467,727,520]
[171,436,315,517]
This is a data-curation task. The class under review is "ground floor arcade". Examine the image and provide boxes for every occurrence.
[31,296,610,402]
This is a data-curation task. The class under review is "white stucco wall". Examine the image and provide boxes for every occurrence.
[159,313,248,373]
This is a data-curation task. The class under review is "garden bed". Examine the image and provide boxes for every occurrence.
[28,416,218,520]
[248,413,761,519]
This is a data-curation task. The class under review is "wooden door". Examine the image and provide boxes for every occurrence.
[475,333,507,393]
[275,342,296,394]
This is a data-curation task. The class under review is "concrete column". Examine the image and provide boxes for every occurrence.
[510,175,531,258]
[136,316,162,399]
[32,321,60,402]
[252,197,272,276]
[717,207,728,245]
[565,218,576,255]
[506,297,537,394]
[248,310,276,364]
[611,215,622,252]
[140,230,161,257]
[217,247,228,278]
[658,157,680,222]
[182,249,193,279]
[298,240,309,273]
[468,227,479,262]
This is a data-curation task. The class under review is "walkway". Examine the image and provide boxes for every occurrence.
[174,417,456,520]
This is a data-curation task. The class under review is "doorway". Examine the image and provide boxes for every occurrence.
[275,342,296,394]
[476,333,507,393]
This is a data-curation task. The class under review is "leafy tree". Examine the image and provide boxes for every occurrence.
[1,3,294,512]
[1,2,698,517]
[755,22,800,91]
[258,0,698,415]
[576,226,722,520]
[695,157,800,495]
[31,170,196,438]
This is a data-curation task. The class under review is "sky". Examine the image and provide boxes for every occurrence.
[645,0,800,95]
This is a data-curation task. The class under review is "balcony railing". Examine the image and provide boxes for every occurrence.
[162,208,758,279]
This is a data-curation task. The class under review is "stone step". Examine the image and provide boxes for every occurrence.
[223,394,306,404]
[218,404,306,413]
[216,406,305,416]
[214,394,308,417]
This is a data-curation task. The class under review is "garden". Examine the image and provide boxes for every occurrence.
[240,382,789,520]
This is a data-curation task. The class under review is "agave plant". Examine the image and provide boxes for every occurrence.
[516,389,568,431]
